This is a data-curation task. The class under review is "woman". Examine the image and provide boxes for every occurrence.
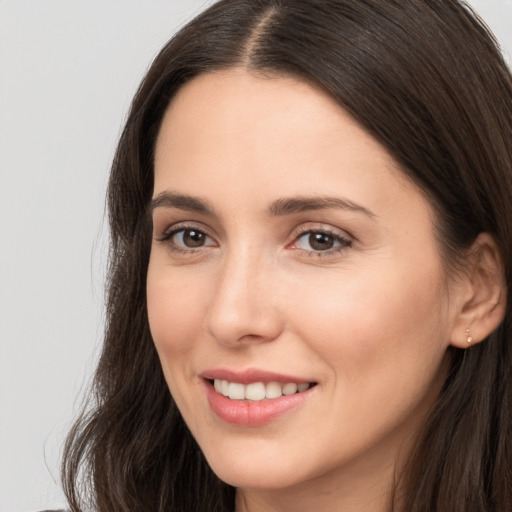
[61,0,512,511]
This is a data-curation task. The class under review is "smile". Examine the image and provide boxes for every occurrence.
[213,379,312,401]
[202,372,317,426]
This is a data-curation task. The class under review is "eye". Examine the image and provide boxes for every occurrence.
[158,226,216,251]
[173,228,209,248]
[293,229,352,253]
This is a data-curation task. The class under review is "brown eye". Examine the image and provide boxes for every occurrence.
[166,227,214,249]
[176,229,207,247]
[308,232,335,251]
[294,229,352,254]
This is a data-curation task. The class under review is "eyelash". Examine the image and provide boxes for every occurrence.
[156,223,215,254]
[156,224,353,258]
[290,227,352,258]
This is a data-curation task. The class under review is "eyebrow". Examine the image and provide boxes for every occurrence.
[148,191,376,219]
[148,191,214,216]
[267,196,376,218]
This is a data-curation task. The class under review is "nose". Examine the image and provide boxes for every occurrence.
[205,249,283,347]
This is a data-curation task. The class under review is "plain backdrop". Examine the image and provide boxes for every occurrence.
[0,1,511,511]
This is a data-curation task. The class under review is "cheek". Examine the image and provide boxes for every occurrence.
[146,262,209,363]
[146,261,215,425]
[280,263,451,459]
[285,260,449,383]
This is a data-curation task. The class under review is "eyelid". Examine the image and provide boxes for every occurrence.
[155,220,210,239]
[155,222,218,251]
[154,220,353,257]
[290,222,353,242]
[288,223,353,256]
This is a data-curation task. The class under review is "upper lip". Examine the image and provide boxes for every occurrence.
[200,368,315,385]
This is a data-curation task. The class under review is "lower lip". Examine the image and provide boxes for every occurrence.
[204,381,315,426]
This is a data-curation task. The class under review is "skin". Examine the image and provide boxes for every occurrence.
[147,69,471,512]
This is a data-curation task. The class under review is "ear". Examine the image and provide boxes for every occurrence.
[449,232,507,349]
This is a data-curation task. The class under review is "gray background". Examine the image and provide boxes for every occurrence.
[0,1,510,511]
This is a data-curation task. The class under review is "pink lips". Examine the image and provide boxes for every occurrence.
[201,368,316,426]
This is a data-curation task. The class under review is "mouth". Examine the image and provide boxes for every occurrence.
[201,369,318,425]
[208,379,316,401]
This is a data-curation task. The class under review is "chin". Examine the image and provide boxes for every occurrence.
[212,463,307,490]
[200,441,319,491]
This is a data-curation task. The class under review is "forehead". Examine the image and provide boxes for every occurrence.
[153,69,432,230]
[156,71,401,182]
[156,69,378,151]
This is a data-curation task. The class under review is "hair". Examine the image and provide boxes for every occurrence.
[61,1,512,511]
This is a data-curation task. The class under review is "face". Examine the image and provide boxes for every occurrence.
[147,70,459,501]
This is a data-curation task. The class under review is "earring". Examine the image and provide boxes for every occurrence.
[465,328,473,344]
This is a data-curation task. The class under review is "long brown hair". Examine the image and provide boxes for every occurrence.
[62,1,512,511]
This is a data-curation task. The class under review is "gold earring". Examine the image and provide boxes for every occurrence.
[465,328,473,344]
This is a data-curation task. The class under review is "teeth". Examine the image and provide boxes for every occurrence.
[265,381,283,399]
[228,382,245,400]
[245,382,266,401]
[213,379,312,401]
[282,383,298,396]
